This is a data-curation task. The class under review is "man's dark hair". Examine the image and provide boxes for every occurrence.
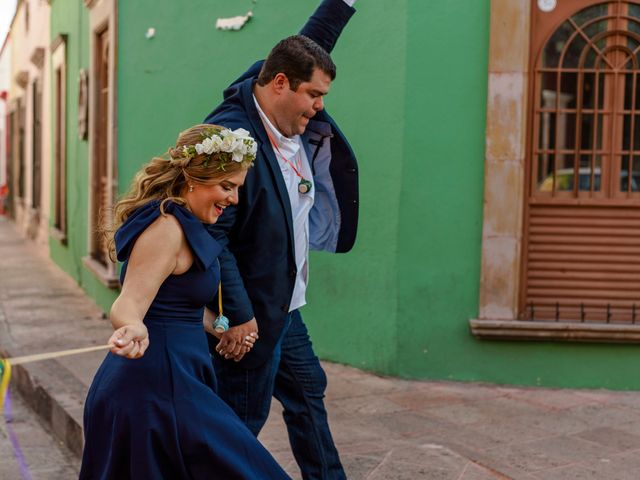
[257,35,336,91]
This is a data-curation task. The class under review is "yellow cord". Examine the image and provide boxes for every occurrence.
[218,283,223,316]
[0,359,11,413]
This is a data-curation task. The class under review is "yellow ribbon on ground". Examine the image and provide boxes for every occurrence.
[0,344,111,412]
[0,359,11,413]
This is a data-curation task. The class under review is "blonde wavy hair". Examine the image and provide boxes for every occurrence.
[104,123,254,260]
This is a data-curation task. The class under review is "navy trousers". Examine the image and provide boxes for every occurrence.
[212,310,346,480]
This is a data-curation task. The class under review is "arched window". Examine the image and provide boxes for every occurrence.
[473,0,640,342]
[525,1,640,324]
[533,2,640,198]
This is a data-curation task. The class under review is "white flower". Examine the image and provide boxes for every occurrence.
[180,127,256,166]
[210,135,223,152]
[232,150,244,163]
[221,135,240,153]
[201,137,215,155]
[232,128,251,138]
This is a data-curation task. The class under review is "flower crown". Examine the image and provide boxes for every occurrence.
[180,127,258,169]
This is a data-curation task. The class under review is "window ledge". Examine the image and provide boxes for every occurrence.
[469,319,640,343]
[82,256,119,289]
[49,227,67,245]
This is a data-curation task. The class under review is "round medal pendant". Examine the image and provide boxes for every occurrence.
[213,314,229,333]
[298,179,312,194]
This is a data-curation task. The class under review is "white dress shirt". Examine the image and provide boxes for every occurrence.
[254,96,315,312]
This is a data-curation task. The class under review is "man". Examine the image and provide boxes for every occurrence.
[203,1,358,478]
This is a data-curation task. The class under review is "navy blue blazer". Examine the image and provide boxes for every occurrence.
[204,0,358,368]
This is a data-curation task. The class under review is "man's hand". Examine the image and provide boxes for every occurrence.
[215,318,259,362]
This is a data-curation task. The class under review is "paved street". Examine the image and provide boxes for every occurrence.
[0,390,79,479]
[4,216,640,479]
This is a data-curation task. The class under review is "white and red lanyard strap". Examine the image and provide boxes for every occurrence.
[264,130,313,195]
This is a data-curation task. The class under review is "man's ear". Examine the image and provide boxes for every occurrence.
[272,73,290,94]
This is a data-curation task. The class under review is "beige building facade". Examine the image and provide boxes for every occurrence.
[7,0,51,247]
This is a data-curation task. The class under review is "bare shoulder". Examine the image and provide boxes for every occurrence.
[134,212,186,256]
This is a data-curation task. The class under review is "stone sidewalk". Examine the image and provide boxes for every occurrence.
[4,216,640,479]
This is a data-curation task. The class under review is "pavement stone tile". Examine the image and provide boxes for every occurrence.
[558,403,640,431]
[575,390,632,403]
[587,391,640,412]
[468,442,573,478]
[331,393,408,416]
[458,462,513,480]
[386,442,470,469]
[352,411,434,439]
[386,389,463,410]
[414,422,508,455]
[332,374,409,397]
[513,408,602,436]
[420,396,549,428]
[419,402,494,426]
[535,461,640,480]
[367,459,466,480]
[588,449,640,471]
[523,434,620,463]
[331,438,400,457]
[0,462,22,480]
[9,446,80,478]
[572,426,640,453]
[28,465,81,479]
[499,388,599,411]
[428,382,505,402]
[462,416,556,445]
[340,454,381,479]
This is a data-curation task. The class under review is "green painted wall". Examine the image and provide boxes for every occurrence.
[49,0,640,389]
[117,0,403,374]
[394,0,489,379]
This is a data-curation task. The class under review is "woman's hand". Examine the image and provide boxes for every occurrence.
[109,323,149,359]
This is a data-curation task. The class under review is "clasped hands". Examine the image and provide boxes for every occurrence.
[214,317,259,362]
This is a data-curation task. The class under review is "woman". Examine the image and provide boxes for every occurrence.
[80,124,290,479]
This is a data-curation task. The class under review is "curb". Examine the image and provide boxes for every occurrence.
[1,347,86,458]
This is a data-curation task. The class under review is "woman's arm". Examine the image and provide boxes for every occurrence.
[109,214,187,359]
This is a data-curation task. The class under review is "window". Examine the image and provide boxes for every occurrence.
[472,0,640,342]
[526,2,640,325]
[31,79,42,213]
[51,35,67,241]
[532,3,640,199]
[90,26,111,266]
[82,0,118,288]
[17,100,26,201]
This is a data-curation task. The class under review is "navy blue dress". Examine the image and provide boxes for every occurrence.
[80,201,289,480]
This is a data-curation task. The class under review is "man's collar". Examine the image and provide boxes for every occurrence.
[253,94,300,150]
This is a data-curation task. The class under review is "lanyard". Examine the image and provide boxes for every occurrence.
[265,130,305,180]
[218,283,223,316]
[265,129,313,194]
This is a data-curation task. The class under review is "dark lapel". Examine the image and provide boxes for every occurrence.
[239,79,295,249]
